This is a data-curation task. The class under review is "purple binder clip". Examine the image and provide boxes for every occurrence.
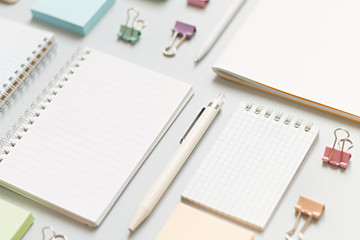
[322,128,354,169]
[163,21,196,57]
[188,0,209,8]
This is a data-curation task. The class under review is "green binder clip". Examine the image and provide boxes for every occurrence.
[117,8,146,44]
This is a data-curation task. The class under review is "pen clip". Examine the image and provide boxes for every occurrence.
[180,107,205,144]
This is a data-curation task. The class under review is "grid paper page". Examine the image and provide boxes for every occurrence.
[0,47,193,226]
[0,18,54,94]
[182,103,318,230]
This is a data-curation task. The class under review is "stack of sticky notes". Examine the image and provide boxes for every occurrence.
[156,203,254,240]
[0,199,34,240]
[31,0,115,35]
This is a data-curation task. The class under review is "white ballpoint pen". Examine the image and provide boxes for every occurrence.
[128,93,224,232]
[194,0,246,62]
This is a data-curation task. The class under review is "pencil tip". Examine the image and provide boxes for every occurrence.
[194,58,199,63]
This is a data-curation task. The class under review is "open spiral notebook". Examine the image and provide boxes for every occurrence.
[0,17,55,111]
[182,103,319,230]
[0,47,193,227]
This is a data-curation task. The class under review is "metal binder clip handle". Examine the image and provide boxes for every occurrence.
[322,128,354,168]
[52,234,67,240]
[121,8,139,37]
[285,196,325,240]
[285,209,313,240]
[163,21,196,57]
[117,8,146,43]
[42,226,68,240]
[322,128,350,162]
[163,32,187,57]
[135,19,146,32]
[337,138,354,168]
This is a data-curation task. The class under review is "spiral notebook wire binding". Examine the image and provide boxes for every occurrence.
[244,103,313,132]
[0,47,90,163]
[0,36,57,111]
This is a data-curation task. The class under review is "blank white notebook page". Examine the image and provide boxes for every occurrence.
[213,0,360,117]
[0,47,193,226]
[182,103,318,230]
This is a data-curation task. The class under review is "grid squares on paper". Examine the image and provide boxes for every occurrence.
[182,103,319,230]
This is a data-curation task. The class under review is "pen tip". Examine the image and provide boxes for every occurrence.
[217,93,225,102]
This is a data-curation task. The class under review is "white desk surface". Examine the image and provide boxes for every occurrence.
[0,0,359,239]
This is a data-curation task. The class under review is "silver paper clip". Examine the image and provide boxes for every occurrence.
[117,8,146,44]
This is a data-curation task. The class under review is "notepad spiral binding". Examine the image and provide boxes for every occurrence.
[0,36,57,111]
[245,103,313,132]
[0,47,90,162]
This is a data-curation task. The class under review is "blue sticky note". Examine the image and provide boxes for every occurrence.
[31,0,115,36]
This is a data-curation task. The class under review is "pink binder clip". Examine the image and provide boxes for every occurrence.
[322,128,354,169]
[187,0,209,8]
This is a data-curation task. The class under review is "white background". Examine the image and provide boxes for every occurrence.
[0,0,359,239]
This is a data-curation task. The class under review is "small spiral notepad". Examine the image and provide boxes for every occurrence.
[182,103,319,230]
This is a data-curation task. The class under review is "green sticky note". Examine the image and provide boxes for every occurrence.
[0,199,34,240]
[31,0,115,35]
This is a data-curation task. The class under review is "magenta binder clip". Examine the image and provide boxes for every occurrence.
[188,0,209,8]
[163,21,196,57]
[322,128,354,169]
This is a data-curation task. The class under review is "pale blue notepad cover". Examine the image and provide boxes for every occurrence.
[31,0,115,35]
